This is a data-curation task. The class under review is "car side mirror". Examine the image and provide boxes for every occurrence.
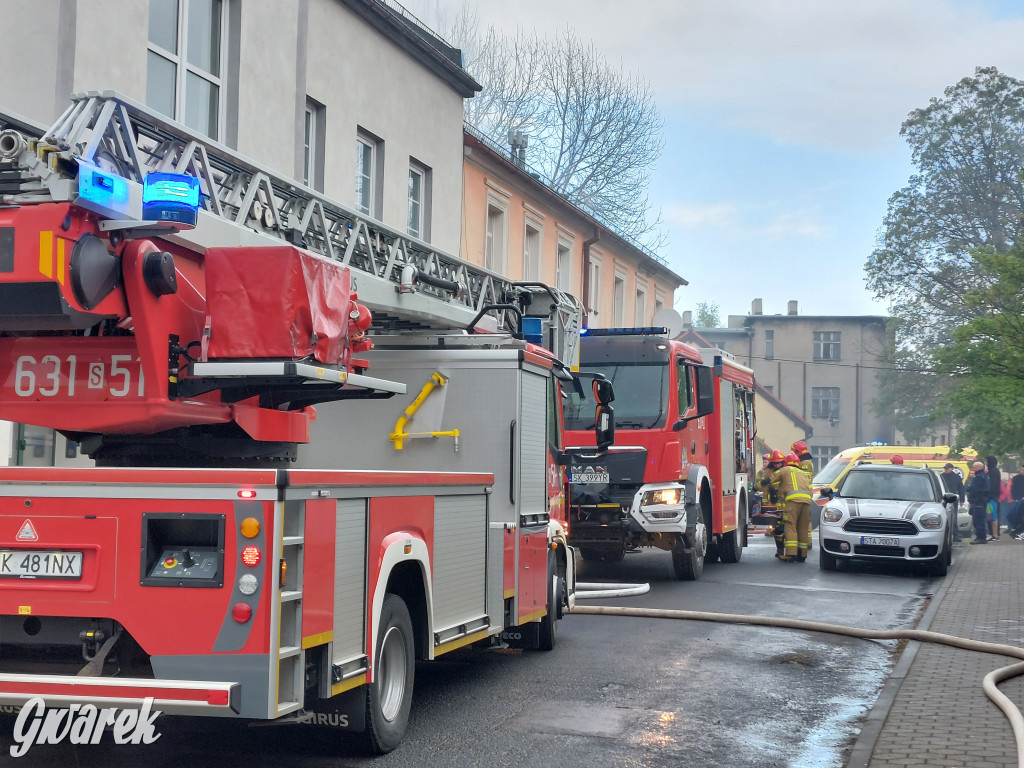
[819,487,835,500]
[942,493,959,504]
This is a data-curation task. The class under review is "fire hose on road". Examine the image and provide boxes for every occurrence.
[572,603,1024,768]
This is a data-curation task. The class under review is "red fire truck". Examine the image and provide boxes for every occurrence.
[0,92,607,753]
[563,329,756,579]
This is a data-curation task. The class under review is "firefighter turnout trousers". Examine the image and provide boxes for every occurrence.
[784,500,811,559]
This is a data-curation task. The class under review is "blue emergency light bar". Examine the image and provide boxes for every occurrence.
[582,327,669,337]
[78,166,129,211]
[142,172,200,228]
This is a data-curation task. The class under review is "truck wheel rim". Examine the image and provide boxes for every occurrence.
[378,625,407,721]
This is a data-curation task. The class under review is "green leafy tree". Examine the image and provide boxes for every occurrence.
[933,246,1024,456]
[694,301,721,328]
[866,67,1024,437]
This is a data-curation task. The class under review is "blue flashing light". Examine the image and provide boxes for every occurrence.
[579,327,589,335]
[78,166,129,211]
[522,316,544,344]
[142,172,200,228]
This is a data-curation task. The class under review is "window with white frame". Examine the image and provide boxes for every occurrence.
[612,275,625,326]
[556,239,572,292]
[655,295,665,316]
[485,198,508,273]
[355,129,382,217]
[588,259,602,316]
[811,387,840,419]
[408,159,431,241]
[523,220,542,280]
[634,287,647,325]
[303,98,324,191]
[813,330,841,361]
[147,0,227,139]
[811,445,839,473]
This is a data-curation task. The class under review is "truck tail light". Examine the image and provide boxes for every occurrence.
[241,546,261,567]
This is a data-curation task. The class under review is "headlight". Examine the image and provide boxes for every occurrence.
[822,506,843,524]
[919,512,943,530]
[641,488,681,507]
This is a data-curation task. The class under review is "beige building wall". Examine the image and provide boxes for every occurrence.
[0,0,471,255]
[462,133,682,325]
[692,300,892,471]
[755,401,808,456]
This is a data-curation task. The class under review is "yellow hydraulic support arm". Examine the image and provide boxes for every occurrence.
[389,371,460,451]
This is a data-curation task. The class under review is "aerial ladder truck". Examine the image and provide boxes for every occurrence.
[0,91,605,753]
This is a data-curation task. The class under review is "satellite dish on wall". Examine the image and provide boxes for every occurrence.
[653,308,684,339]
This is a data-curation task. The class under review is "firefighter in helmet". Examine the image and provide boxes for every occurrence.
[792,440,814,480]
[758,450,787,557]
[770,453,813,562]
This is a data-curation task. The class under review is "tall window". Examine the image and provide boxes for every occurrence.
[811,387,840,419]
[556,241,572,292]
[355,129,382,217]
[764,329,774,360]
[303,98,324,191]
[147,0,226,139]
[484,200,507,273]
[408,160,431,241]
[612,275,625,326]
[813,330,841,361]
[810,445,839,473]
[588,260,602,316]
[634,288,647,325]
[523,221,542,280]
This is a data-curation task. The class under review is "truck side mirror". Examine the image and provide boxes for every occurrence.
[592,377,614,405]
[595,403,615,452]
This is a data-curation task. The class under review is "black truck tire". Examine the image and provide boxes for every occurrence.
[363,594,415,754]
[672,530,705,581]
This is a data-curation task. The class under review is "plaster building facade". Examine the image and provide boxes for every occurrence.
[461,128,684,328]
[0,0,478,465]
[683,299,893,472]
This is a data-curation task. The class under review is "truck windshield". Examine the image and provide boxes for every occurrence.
[813,457,851,485]
[564,362,669,430]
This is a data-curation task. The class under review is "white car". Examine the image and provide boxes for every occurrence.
[818,464,958,576]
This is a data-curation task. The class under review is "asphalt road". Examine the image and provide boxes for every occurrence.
[0,532,942,768]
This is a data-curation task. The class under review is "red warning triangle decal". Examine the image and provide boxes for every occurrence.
[16,519,38,541]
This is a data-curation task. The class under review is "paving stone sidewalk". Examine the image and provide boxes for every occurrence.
[846,536,1024,768]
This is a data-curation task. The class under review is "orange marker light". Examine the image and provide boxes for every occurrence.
[241,546,261,567]
[240,517,260,538]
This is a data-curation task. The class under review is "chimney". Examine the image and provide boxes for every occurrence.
[751,298,763,315]
[507,130,528,168]
[787,300,798,316]
[682,310,693,327]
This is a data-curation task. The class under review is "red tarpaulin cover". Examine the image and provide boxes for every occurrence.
[204,246,351,364]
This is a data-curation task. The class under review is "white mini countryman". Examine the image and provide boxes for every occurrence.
[817,464,959,576]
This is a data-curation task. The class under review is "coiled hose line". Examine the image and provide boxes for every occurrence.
[572,604,1024,768]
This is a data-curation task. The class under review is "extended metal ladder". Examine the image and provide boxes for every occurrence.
[0,91,581,366]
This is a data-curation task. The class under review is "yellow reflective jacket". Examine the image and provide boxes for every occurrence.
[771,465,812,502]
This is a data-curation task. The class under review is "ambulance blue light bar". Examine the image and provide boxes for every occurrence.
[142,172,200,228]
[582,327,669,337]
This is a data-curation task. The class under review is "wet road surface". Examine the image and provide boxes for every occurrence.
[0,533,942,767]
